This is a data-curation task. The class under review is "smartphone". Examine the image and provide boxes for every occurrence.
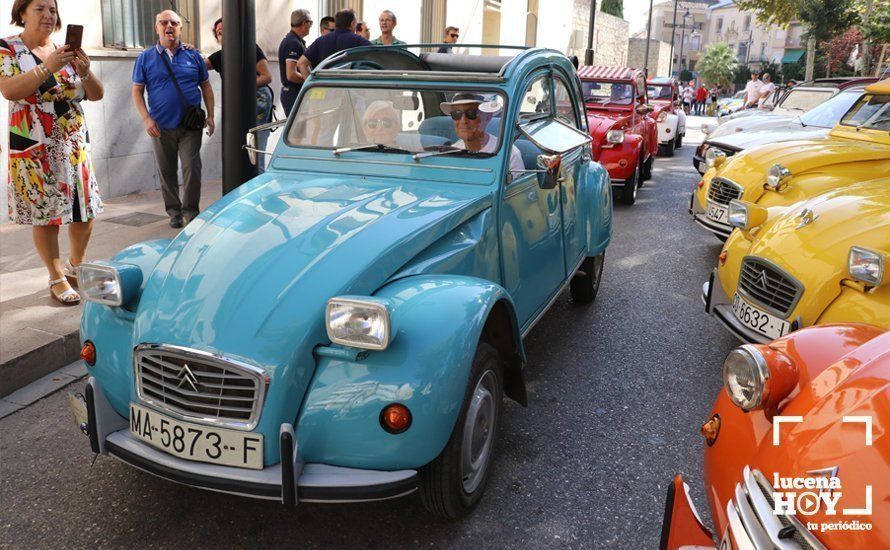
[65,24,83,52]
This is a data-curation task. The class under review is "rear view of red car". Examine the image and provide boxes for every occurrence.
[578,66,658,205]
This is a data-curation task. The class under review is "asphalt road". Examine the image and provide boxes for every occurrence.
[0,125,741,548]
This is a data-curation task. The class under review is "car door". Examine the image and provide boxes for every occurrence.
[500,72,566,327]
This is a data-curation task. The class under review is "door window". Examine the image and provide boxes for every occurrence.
[520,75,552,120]
[554,77,579,128]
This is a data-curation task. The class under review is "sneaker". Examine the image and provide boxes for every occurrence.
[169,217,183,228]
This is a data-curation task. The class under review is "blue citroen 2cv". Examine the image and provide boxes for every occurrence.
[72,46,612,518]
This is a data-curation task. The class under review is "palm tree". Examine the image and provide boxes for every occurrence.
[697,43,738,89]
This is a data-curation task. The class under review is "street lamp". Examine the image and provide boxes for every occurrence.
[678,9,691,73]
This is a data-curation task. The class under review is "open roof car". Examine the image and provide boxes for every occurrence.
[577,65,658,205]
[707,77,879,137]
[69,45,612,518]
[646,76,687,157]
[661,324,890,549]
[693,85,868,175]
[690,78,890,241]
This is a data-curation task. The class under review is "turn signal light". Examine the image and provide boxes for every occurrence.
[697,180,704,189]
[701,414,721,446]
[81,341,96,366]
[718,251,728,265]
[380,403,412,434]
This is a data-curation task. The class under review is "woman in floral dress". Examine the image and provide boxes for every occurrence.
[0,0,104,305]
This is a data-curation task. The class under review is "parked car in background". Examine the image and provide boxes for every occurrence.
[69,45,613,518]
[706,77,878,138]
[715,90,745,117]
[661,324,890,549]
[690,78,890,240]
[704,177,890,344]
[647,76,686,157]
[578,65,658,205]
[693,85,867,174]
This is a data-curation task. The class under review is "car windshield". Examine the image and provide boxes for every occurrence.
[582,81,634,105]
[647,85,672,100]
[840,94,890,131]
[798,90,863,128]
[286,86,506,155]
[776,89,833,112]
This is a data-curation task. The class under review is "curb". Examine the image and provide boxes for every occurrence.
[0,330,81,398]
[0,360,87,419]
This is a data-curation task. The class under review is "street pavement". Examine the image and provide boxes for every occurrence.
[0,117,740,548]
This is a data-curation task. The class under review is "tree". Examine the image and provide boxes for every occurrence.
[697,42,738,89]
[823,27,862,76]
[600,0,623,18]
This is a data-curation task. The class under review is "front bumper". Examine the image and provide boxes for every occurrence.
[659,475,716,550]
[702,269,772,345]
[82,377,418,504]
[689,195,732,239]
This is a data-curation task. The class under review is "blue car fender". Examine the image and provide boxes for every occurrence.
[583,160,612,255]
[294,275,525,470]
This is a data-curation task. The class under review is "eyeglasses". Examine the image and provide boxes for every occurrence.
[158,20,181,27]
[449,108,479,121]
[365,118,396,129]
[449,33,459,38]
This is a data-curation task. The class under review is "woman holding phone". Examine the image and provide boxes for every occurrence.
[0,0,104,305]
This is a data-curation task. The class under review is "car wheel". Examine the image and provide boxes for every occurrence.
[641,154,653,181]
[570,251,605,304]
[419,342,503,519]
[619,165,638,205]
[675,133,683,149]
[659,138,675,157]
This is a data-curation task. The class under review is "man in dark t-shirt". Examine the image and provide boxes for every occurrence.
[278,9,312,115]
[297,9,371,79]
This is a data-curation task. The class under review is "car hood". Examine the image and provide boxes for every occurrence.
[586,110,629,137]
[708,122,828,152]
[132,173,492,450]
[746,179,890,321]
[709,114,796,139]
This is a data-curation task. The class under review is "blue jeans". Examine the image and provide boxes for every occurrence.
[255,87,274,173]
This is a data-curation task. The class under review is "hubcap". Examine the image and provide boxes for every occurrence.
[460,370,497,494]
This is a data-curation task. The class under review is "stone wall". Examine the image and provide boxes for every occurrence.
[628,38,673,76]
[570,0,629,66]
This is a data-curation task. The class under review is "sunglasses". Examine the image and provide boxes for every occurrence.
[449,108,479,121]
[366,118,396,129]
[449,33,459,38]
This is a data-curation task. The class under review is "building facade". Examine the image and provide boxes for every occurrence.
[627,38,673,76]
[643,0,717,73]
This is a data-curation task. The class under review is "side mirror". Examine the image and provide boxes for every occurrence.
[244,119,287,166]
[245,132,258,165]
[536,153,562,189]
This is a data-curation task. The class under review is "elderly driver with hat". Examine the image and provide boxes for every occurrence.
[440,93,525,176]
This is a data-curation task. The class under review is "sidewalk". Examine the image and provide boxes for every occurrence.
[0,182,223,397]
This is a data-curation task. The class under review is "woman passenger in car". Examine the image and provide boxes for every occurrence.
[361,100,400,146]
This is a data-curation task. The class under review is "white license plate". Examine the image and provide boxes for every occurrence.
[707,202,728,223]
[129,403,263,470]
[731,293,791,340]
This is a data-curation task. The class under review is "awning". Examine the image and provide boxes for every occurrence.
[781,49,805,64]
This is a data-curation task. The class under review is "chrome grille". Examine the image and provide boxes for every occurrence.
[738,257,802,317]
[707,177,743,206]
[726,466,825,550]
[134,344,266,430]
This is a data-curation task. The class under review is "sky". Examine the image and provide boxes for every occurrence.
[624,0,667,35]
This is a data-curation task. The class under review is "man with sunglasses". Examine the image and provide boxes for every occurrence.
[441,93,524,176]
[437,26,459,54]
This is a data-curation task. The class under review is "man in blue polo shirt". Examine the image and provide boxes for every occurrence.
[296,9,371,79]
[131,9,215,228]
[278,8,312,115]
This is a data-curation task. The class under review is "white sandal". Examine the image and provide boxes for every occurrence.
[64,259,79,287]
[50,277,81,306]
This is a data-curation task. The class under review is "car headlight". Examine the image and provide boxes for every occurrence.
[657,111,667,122]
[326,297,393,350]
[728,200,768,230]
[723,345,769,411]
[766,164,791,189]
[77,262,143,307]
[705,148,726,168]
[606,129,624,144]
[848,246,889,287]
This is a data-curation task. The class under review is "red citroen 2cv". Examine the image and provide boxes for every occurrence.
[661,324,890,549]
[577,65,658,205]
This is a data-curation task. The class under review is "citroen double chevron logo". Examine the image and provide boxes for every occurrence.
[176,363,199,392]
[755,270,770,292]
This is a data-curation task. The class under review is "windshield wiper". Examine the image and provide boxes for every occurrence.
[333,143,411,157]
[413,146,465,161]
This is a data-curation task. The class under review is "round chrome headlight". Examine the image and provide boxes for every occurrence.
[766,164,791,189]
[606,129,625,144]
[723,345,769,411]
[705,148,726,168]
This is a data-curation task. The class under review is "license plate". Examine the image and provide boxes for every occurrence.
[731,293,791,340]
[707,202,728,223]
[129,403,263,470]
